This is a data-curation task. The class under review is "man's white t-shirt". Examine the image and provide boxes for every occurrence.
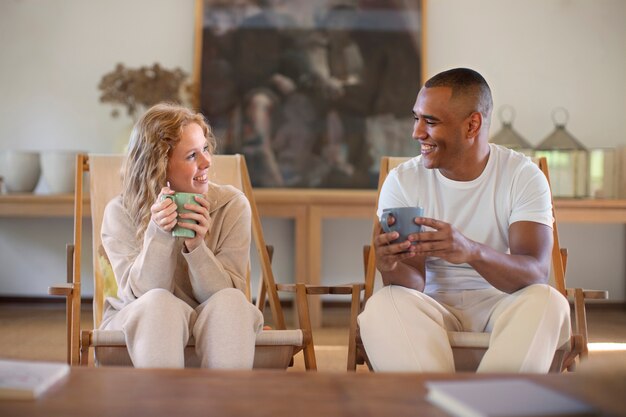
[377,144,553,293]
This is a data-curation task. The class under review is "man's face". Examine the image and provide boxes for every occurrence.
[412,86,471,176]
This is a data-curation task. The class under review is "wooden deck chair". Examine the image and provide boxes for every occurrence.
[348,156,608,372]
[49,153,316,370]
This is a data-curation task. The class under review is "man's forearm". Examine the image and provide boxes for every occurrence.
[469,242,550,293]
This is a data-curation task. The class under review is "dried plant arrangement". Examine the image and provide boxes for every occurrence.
[98,63,192,119]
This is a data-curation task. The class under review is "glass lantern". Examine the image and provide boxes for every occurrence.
[619,146,626,199]
[489,105,534,156]
[534,108,588,198]
[589,148,619,199]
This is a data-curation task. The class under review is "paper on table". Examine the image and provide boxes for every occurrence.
[0,359,70,400]
[425,378,597,417]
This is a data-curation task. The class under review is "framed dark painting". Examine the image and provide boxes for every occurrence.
[194,0,425,188]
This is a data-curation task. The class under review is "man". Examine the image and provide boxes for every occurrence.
[358,68,571,373]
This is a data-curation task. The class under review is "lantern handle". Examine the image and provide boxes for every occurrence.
[498,105,515,126]
[551,107,569,127]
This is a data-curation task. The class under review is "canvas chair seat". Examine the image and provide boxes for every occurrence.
[447,331,571,350]
[88,328,303,368]
[50,153,317,370]
[446,330,577,372]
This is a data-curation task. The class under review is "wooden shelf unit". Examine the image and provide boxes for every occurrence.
[2,191,625,326]
[1,191,625,223]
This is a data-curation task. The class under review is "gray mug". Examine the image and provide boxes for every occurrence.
[380,206,424,244]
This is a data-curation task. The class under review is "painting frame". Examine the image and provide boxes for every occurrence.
[193,0,427,189]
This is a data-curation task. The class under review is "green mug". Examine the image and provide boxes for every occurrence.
[161,192,202,238]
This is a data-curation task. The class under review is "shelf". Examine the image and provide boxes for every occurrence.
[1,191,625,223]
[2,190,625,328]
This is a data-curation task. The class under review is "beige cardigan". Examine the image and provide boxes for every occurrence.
[100,182,251,322]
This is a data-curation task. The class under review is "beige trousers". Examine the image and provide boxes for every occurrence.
[102,288,263,369]
[358,284,571,373]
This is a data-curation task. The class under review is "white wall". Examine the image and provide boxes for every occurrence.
[0,0,625,301]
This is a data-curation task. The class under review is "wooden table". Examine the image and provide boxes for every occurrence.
[1,193,626,326]
[1,367,625,417]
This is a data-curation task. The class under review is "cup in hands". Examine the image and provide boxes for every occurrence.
[380,206,424,245]
[161,192,202,238]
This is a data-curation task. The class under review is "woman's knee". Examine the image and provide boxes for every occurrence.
[208,288,249,308]
[200,288,256,319]
[197,288,262,330]
[136,288,182,309]
[132,289,193,323]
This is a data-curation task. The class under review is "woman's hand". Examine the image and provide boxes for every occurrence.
[150,186,177,233]
[178,195,212,253]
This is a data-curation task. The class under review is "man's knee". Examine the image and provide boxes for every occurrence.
[516,284,569,310]
[359,286,423,328]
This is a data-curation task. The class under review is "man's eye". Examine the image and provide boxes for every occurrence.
[426,120,436,126]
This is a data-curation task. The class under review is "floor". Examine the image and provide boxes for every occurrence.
[1,302,625,372]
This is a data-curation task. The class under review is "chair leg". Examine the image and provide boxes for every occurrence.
[64,244,73,365]
[80,330,91,366]
[255,245,274,313]
[70,283,82,366]
[256,278,267,312]
[574,288,589,358]
[295,283,317,370]
[347,284,361,371]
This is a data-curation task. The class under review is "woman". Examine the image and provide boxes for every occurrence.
[99,102,263,368]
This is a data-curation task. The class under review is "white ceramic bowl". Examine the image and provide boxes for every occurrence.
[40,151,78,194]
[0,150,41,192]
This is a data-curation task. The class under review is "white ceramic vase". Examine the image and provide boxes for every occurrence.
[40,151,78,194]
[0,150,41,192]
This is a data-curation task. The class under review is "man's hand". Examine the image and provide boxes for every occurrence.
[373,215,426,291]
[412,217,479,264]
[374,215,417,272]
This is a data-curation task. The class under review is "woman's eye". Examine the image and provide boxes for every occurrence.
[187,152,196,160]
[203,145,210,153]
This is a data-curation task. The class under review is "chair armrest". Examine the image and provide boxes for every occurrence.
[48,243,77,297]
[48,283,74,297]
[565,288,609,300]
[276,283,365,295]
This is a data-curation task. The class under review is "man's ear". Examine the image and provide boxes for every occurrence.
[466,112,483,139]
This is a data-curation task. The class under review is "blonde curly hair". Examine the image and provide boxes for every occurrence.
[122,102,216,239]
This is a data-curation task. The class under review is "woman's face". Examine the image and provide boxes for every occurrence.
[166,122,212,194]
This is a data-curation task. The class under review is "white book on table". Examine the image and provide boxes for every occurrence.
[426,378,597,417]
[0,359,70,400]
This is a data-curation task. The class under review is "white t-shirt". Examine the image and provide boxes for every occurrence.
[377,144,553,293]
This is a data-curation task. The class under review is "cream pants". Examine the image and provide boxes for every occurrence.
[102,288,263,369]
[358,284,571,373]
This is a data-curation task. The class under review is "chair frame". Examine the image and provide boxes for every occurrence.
[345,156,607,372]
[49,153,317,369]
